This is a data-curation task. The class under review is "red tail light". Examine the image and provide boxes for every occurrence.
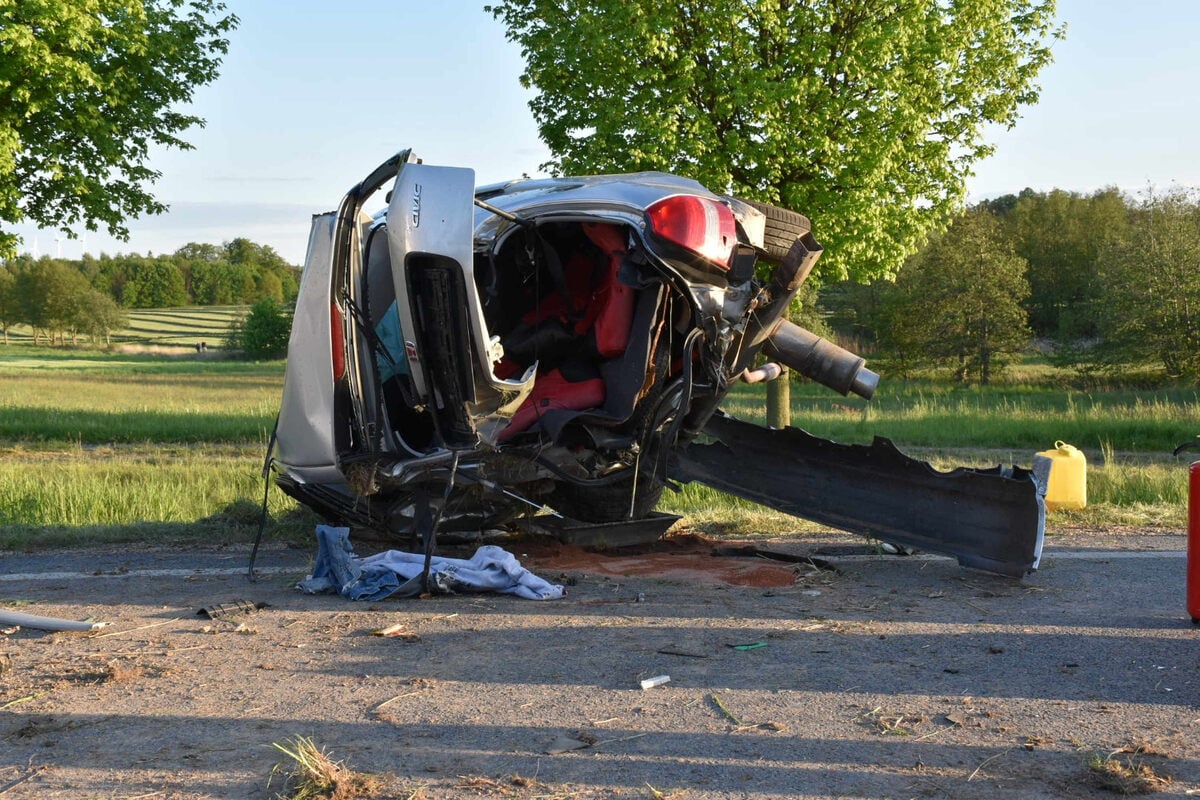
[330,301,345,381]
[646,195,736,269]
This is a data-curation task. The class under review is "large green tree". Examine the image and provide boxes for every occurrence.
[879,208,1031,384]
[11,257,93,344]
[489,0,1061,282]
[1094,190,1200,380]
[0,1,238,256]
[121,256,189,308]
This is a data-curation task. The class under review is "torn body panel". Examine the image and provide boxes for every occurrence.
[672,413,1047,577]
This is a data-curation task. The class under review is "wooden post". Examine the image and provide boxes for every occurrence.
[766,367,790,429]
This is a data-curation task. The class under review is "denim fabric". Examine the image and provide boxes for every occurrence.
[296,526,564,601]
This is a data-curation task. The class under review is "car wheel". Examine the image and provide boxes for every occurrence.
[741,200,812,263]
[547,465,665,523]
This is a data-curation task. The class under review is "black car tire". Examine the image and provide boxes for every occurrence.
[547,465,665,523]
[741,200,812,263]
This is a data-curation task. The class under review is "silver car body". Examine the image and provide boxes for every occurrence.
[273,150,1046,578]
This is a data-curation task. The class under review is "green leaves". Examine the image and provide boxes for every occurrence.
[0,1,238,257]
[231,297,292,361]
[1094,189,1200,379]
[490,0,1061,282]
[879,209,1032,384]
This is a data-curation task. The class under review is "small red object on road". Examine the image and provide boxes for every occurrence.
[1189,461,1200,624]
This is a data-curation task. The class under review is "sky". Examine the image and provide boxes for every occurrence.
[13,0,1200,264]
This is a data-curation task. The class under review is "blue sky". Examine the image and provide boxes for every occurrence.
[15,0,1200,264]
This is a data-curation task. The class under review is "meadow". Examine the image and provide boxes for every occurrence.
[2,305,245,348]
[0,311,1197,549]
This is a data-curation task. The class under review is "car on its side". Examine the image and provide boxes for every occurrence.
[271,150,1045,577]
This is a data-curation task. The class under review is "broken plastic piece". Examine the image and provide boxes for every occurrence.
[545,734,593,755]
[0,610,106,632]
[640,674,670,690]
[372,623,409,637]
[197,600,267,620]
[729,642,768,651]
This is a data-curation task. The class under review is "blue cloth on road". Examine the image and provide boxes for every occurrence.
[297,525,564,601]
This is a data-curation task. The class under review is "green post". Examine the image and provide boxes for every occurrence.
[766,368,790,429]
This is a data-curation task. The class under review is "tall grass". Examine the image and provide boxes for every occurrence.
[722,380,1200,455]
[0,445,286,526]
[0,444,306,549]
[1,334,291,547]
[1,331,1197,547]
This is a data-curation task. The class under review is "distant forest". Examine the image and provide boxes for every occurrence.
[0,238,298,344]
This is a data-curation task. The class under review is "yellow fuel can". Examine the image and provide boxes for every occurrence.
[1036,441,1087,511]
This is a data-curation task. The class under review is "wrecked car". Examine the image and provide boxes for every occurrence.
[270,150,1045,577]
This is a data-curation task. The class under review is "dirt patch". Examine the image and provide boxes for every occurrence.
[1,531,1198,799]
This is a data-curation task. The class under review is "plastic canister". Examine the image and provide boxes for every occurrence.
[1036,441,1087,511]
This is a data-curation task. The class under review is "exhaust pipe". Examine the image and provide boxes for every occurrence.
[762,319,879,400]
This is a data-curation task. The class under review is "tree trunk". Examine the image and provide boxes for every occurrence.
[766,369,790,429]
[980,318,990,386]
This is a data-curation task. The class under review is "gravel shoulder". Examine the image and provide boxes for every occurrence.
[1,528,1198,799]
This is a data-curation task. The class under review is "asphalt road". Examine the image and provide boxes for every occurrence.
[0,530,1197,799]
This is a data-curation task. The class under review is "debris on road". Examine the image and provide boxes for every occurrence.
[0,609,106,632]
[296,526,565,601]
[544,733,594,755]
[197,600,267,620]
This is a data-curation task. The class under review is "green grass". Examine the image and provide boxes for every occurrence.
[1,326,1197,550]
[0,325,294,548]
[0,348,282,443]
[722,379,1200,455]
[4,305,246,347]
[0,443,309,549]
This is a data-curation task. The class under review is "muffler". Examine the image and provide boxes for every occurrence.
[763,319,879,399]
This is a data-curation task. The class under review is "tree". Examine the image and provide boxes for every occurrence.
[231,297,292,359]
[12,258,94,344]
[489,0,1061,282]
[0,265,14,343]
[1009,188,1128,341]
[878,209,1031,384]
[1094,189,1200,380]
[73,288,128,347]
[122,257,188,308]
[0,2,238,256]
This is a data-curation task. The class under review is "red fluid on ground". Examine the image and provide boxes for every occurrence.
[522,534,799,588]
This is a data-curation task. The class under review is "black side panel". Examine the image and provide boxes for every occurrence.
[671,414,1046,577]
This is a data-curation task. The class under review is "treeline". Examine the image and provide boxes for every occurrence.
[0,238,299,345]
[820,187,1200,384]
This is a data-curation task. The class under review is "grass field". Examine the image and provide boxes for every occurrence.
[3,305,245,347]
[1,315,1197,549]
[0,340,293,549]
